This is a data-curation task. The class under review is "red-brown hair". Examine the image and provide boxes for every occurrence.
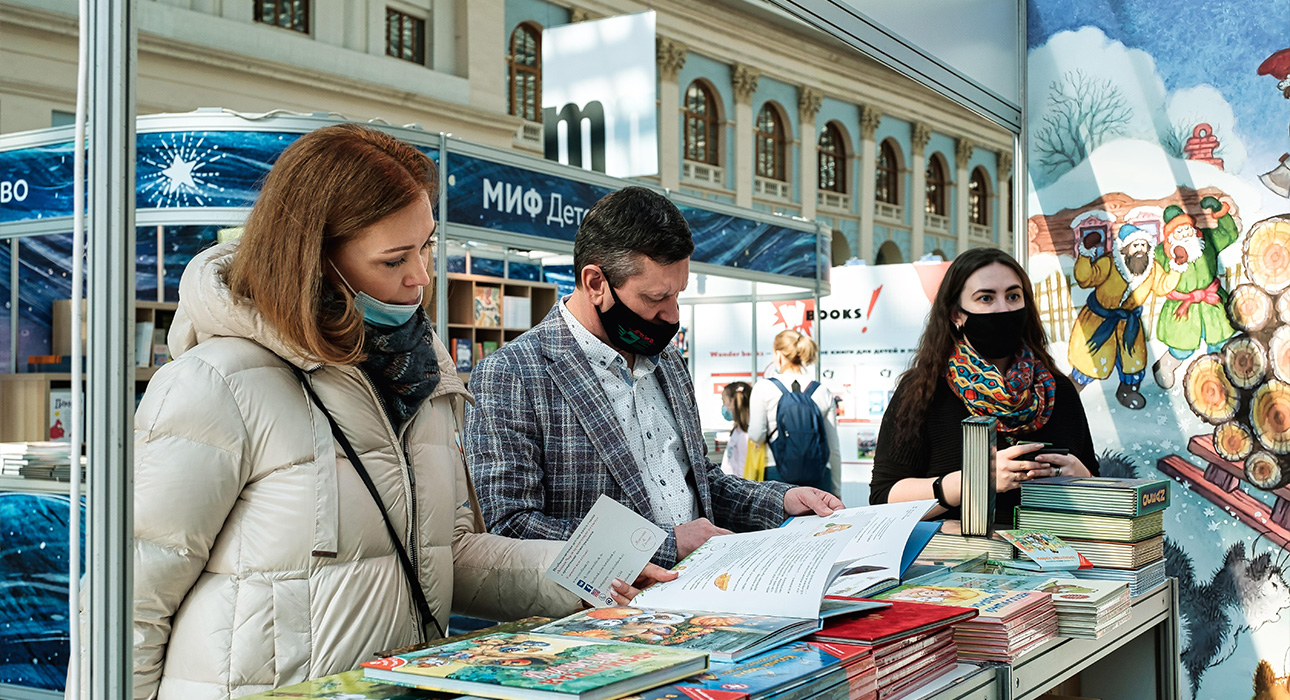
[226,123,436,365]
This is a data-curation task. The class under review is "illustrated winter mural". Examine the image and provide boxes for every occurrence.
[1028,3,1290,698]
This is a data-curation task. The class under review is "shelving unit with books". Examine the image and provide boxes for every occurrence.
[438,273,558,379]
[0,299,178,443]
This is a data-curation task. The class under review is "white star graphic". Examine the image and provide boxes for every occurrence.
[160,154,198,194]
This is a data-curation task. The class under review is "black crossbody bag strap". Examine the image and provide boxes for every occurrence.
[289,365,446,641]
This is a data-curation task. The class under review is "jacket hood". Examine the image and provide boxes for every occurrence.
[169,241,469,401]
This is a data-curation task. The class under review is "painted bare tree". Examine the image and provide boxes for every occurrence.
[1034,69,1134,175]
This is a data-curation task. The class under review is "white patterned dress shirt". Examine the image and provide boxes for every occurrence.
[559,300,700,527]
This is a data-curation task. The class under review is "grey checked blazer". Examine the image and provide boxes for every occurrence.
[465,305,793,566]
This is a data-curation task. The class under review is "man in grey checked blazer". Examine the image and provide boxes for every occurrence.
[466,187,843,568]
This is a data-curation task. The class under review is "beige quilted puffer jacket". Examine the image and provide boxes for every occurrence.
[132,242,578,700]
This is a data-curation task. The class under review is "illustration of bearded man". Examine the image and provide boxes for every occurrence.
[1069,223,1178,409]
[1152,196,1239,388]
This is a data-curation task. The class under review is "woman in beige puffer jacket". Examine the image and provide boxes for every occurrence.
[130,125,656,700]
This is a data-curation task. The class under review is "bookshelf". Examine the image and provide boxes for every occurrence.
[0,300,178,443]
[437,273,559,379]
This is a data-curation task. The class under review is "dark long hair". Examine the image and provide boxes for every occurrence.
[888,248,1058,439]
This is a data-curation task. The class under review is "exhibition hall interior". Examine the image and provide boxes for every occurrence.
[0,1,1285,699]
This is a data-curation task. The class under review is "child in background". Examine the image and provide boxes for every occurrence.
[720,381,752,477]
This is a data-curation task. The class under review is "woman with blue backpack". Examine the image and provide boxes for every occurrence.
[747,330,842,495]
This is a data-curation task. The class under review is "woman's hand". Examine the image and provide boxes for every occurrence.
[608,563,679,605]
[995,442,1046,492]
[1033,451,1091,478]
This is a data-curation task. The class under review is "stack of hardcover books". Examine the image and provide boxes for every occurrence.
[872,585,1056,663]
[810,599,975,700]
[633,640,879,700]
[1015,477,1169,597]
[0,442,81,481]
[920,520,1015,561]
[910,572,1131,639]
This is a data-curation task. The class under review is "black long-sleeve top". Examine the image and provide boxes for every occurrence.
[869,373,1099,524]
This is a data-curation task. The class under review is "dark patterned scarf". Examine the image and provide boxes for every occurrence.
[359,308,441,427]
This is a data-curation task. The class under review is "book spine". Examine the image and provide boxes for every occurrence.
[960,417,997,537]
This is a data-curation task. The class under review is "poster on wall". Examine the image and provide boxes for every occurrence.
[706,262,949,482]
[1027,3,1290,697]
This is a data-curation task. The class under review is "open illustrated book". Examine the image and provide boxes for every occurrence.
[780,500,940,598]
[568,501,937,661]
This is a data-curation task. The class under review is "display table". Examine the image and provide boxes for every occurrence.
[249,580,1180,700]
[906,579,1180,700]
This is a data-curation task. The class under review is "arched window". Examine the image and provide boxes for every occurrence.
[755,104,786,181]
[876,140,899,205]
[817,123,846,194]
[968,167,990,226]
[683,81,720,165]
[925,156,947,216]
[507,23,541,122]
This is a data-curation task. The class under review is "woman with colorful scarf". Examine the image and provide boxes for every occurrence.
[869,248,1097,523]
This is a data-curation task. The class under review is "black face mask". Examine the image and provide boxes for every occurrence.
[596,286,679,357]
[959,308,1027,359]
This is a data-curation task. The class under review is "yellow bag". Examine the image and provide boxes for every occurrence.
[744,441,767,481]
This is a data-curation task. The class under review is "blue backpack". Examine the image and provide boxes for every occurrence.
[767,377,830,486]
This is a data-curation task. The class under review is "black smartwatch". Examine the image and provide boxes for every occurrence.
[932,474,952,509]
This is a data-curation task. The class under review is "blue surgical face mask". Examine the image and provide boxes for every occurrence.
[330,261,423,329]
[721,406,734,422]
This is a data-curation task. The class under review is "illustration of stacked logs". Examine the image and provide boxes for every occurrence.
[1186,216,1290,491]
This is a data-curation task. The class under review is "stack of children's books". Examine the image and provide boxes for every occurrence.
[809,598,975,699]
[0,441,81,481]
[920,520,1015,561]
[629,640,878,700]
[907,572,1131,640]
[871,585,1057,663]
[1015,476,1170,597]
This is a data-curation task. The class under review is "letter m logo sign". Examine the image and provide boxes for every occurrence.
[544,101,607,172]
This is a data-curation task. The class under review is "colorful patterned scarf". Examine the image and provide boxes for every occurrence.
[945,340,1056,435]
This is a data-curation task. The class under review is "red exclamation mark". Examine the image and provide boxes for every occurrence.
[861,285,883,332]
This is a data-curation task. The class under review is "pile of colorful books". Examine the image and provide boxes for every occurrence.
[0,441,81,481]
[1015,476,1170,597]
[912,572,1131,640]
[811,598,975,700]
[920,520,1015,561]
[872,585,1056,663]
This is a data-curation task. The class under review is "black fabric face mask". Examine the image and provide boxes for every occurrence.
[596,285,679,357]
[959,307,1027,359]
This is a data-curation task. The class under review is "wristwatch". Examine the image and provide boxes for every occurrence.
[932,473,952,509]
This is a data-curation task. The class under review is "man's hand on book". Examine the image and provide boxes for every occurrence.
[675,517,733,560]
[783,487,843,517]
[609,563,680,605]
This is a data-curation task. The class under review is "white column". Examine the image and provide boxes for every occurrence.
[997,149,1013,252]
[956,138,974,254]
[858,105,880,262]
[733,64,759,209]
[657,38,687,190]
[798,86,821,220]
[910,122,930,260]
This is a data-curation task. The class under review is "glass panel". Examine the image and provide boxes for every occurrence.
[137,225,158,301]
[0,241,10,371]
[162,226,221,303]
[17,234,77,369]
[0,490,85,691]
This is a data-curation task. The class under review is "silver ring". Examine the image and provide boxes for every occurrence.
[1054,466,1063,476]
